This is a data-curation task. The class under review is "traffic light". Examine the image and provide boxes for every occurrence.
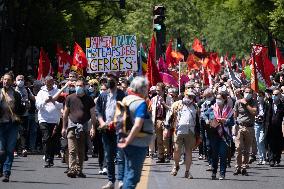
[177,37,182,49]
[176,36,189,60]
[119,0,125,9]
[153,5,166,60]
[153,6,165,31]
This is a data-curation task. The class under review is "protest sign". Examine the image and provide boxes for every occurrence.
[86,35,138,73]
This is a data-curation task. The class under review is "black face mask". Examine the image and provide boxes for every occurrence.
[107,79,116,89]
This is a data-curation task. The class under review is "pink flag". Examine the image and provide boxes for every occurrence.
[158,57,168,72]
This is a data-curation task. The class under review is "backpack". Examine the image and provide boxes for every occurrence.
[114,96,153,138]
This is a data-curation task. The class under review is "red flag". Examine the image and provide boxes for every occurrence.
[250,52,258,92]
[231,54,236,62]
[146,35,162,87]
[72,42,88,69]
[202,67,209,86]
[57,45,72,78]
[186,54,202,71]
[165,39,176,67]
[252,45,275,87]
[276,46,284,72]
[171,51,184,62]
[207,52,221,76]
[37,48,53,80]
[192,38,206,53]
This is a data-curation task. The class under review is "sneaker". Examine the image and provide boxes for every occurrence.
[22,149,28,157]
[102,181,114,189]
[118,181,124,189]
[99,169,103,175]
[14,152,18,157]
[275,162,280,167]
[77,172,86,178]
[64,168,70,174]
[219,174,225,180]
[43,162,51,168]
[211,173,217,180]
[102,168,108,175]
[248,155,256,164]
[241,169,249,176]
[67,170,77,178]
[198,155,203,160]
[170,165,180,176]
[156,158,166,163]
[184,171,193,179]
[233,168,241,175]
[2,175,9,182]
[206,165,213,171]
[269,161,275,167]
[179,159,185,165]
[257,161,265,165]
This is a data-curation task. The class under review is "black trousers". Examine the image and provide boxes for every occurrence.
[268,134,283,164]
[19,116,29,150]
[40,122,58,162]
[92,131,105,169]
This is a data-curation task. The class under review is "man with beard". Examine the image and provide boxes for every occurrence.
[0,72,25,182]
[96,74,126,189]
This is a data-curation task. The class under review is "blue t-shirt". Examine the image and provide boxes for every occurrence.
[134,101,150,119]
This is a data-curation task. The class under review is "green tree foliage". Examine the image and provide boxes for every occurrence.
[2,0,284,73]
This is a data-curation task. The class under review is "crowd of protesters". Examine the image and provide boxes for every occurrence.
[0,62,283,188]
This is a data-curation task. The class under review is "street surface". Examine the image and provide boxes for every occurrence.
[1,151,284,189]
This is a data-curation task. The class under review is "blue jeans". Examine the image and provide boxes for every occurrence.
[0,122,19,176]
[102,132,117,183]
[210,137,228,176]
[117,141,125,181]
[254,122,266,161]
[28,114,38,151]
[122,145,147,189]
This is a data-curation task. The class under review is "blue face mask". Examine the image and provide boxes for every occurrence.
[272,95,280,104]
[75,86,84,95]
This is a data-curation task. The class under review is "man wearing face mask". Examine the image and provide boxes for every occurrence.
[151,82,170,163]
[254,92,266,165]
[95,74,126,189]
[264,89,284,167]
[14,75,30,157]
[200,89,216,168]
[168,88,200,179]
[87,79,99,98]
[233,87,257,176]
[61,79,96,178]
[36,76,63,168]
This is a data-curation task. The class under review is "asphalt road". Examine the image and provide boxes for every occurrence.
[1,152,284,189]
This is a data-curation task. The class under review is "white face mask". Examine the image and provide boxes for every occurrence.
[216,99,224,106]
[207,96,214,102]
[16,80,24,88]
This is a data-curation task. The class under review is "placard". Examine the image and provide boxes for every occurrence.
[86,35,138,73]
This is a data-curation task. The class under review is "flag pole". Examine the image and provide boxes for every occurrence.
[179,60,181,95]
[139,43,142,76]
